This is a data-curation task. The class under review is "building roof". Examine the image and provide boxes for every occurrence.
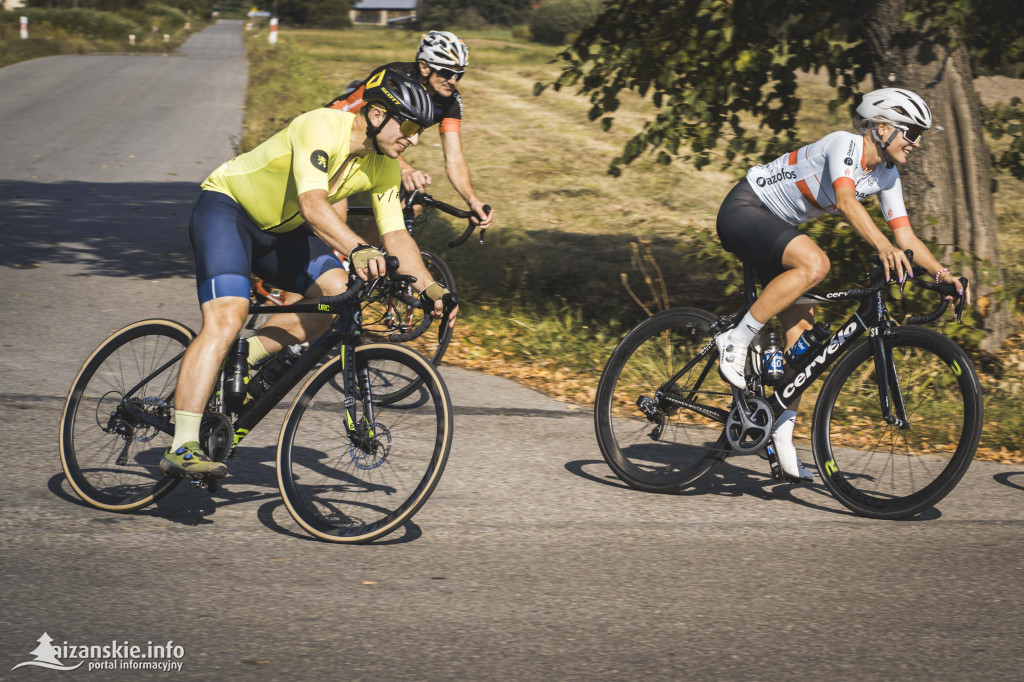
[352,0,417,10]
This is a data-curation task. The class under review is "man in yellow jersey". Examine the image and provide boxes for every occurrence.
[160,69,455,478]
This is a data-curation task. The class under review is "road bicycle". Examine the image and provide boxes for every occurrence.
[59,260,457,543]
[594,251,982,519]
[248,190,486,380]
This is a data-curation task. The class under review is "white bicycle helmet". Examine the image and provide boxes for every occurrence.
[416,30,469,68]
[856,88,932,129]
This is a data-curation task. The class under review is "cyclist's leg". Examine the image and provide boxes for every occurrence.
[167,191,255,476]
[248,226,347,355]
[714,181,823,387]
[772,302,817,481]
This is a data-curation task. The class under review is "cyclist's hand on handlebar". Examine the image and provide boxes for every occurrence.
[469,200,494,230]
[878,244,912,284]
[350,244,386,282]
[423,281,458,328]
[401,168,432,193]
[939,269,972,305]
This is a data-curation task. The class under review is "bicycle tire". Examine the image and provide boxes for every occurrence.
[277,343,453,543]
[59,319,193,512]
[811,326,983,519]
[595,308,731,493]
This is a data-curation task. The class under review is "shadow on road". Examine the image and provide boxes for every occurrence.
[565,457,943,520]
[0,180,198,278]
[994,471,1024,492]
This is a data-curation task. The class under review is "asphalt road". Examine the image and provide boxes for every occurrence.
[1,21,1022,681]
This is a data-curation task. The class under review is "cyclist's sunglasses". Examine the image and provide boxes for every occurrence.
[430,65,465,82]
[893,122,924,144]
[374,107,424,137]
[394,116,424,138]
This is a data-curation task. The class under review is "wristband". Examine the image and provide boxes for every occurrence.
[935,268,950,284]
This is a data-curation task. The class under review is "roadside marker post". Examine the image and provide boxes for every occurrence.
[20,16,28,40]
[269,17,278,44]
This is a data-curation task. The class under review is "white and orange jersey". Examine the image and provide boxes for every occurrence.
[745,131,910,230]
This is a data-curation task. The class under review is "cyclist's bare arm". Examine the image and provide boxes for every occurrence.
[441,131,494,230]
[834,184,909,282]
[397,155,432,193]
[381,228,458,326]
[298,189,386,280]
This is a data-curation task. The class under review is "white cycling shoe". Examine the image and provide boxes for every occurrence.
[775,438,815,482]
[715,330,747,389]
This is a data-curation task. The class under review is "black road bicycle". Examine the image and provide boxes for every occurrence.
[595,251,982,519]
[59,260,457,543]
[250,191,487,374]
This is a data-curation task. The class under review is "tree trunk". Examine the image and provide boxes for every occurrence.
[862,0,1010,352]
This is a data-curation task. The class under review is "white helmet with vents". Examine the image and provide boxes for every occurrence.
[856,88,932,129]
[416,30,469,68]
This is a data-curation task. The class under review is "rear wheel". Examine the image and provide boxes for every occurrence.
[595,308,731,493]
[812,327,983,519]
[59,320,192,511]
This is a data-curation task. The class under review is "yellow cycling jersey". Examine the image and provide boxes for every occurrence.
[201,108,404,235]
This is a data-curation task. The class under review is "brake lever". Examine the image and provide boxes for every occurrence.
[954,277,968,324]
[478,205,492,245]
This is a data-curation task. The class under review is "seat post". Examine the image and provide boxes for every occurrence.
[742,261,757,307]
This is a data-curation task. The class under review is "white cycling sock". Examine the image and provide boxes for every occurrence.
[772,410,813,480]
[171,410,203,450]
[729,311,763,350]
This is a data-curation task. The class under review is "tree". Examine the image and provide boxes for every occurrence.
[539,0,1024,351]
[418,0,533,29]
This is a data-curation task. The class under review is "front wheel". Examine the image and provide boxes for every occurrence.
[59,320,193,512]
[811,326,983,519]
[595,308,732,493]
[277,343,453,543]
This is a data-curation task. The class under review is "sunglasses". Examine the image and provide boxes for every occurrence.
[893,122,924,144]
[430,66,465,82]
[395,117,424,138]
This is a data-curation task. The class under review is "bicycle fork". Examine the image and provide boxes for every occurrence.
[870,328,910,429]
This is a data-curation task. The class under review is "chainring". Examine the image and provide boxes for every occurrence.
[725,394,774,454]
[200,412,235,463]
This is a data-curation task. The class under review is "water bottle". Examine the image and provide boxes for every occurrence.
[249,344,303,399]
[763,331,784,383]
[784,322,833,371]
[224,337,249,412]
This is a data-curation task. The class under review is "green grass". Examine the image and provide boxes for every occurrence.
[244,25,1024,459]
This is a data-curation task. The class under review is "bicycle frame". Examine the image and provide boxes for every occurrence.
[662,262,942,432]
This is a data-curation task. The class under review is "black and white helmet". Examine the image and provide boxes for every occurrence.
[416,30,469,68]
[362,67,435,128]
[856,88,932,129]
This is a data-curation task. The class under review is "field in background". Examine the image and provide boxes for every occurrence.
[242,25,1024,460]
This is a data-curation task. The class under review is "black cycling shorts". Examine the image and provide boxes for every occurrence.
[716,179,803,285]
[189,190,343,304]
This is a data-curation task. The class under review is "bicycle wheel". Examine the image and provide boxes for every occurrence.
[811,326,983,519]
[277,343,453,543]
[59,320,193,512]
[363,250,456,404]
[595,308,733,493]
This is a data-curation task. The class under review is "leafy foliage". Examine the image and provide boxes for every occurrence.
[537,0,1024,178]
[528,0,603,46]
[276,0,352,29]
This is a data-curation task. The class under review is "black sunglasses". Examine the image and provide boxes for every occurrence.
[430,65,465,82]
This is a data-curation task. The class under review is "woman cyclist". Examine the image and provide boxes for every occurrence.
[714,88,971,482]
